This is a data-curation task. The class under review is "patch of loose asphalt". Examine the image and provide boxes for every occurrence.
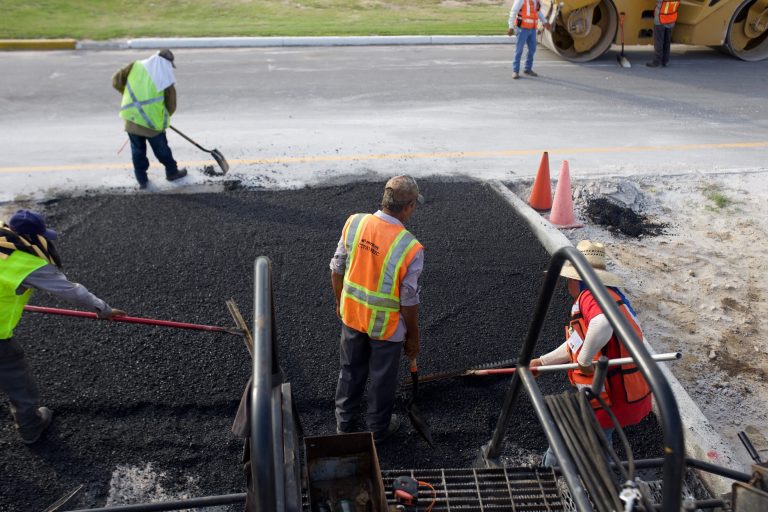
[0,180,662,511]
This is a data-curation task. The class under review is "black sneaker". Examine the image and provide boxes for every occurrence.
[166,168,188,181]
[373,414,401,444]
[524,69,538,77]
[18,407,53,444]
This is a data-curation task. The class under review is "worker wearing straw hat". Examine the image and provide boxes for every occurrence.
[531,240,652,466]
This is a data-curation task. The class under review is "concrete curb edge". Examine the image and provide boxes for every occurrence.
[0,39,77,51]
[487,178,743,499]
[2,35,516,52]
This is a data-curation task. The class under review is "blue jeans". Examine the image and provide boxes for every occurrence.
[542,428,615,467]
[128,132,179,185]
[514,28,538,73]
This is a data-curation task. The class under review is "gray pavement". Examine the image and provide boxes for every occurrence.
[0,44,766,199]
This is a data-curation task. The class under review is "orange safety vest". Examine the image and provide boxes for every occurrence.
[565,289,651,410]
[339,214,423,340]
[516,0,541,30]
[658,0,680,25]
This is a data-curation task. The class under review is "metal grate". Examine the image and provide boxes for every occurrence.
[303,467,565,511]
[381,467,565,511]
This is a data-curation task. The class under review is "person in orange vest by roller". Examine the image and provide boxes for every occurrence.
[330,176,425,443]
[507,0,553,80]
[647,0,679,67]
[530,240,652,467]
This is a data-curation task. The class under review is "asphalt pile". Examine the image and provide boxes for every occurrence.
[0,180,662,511]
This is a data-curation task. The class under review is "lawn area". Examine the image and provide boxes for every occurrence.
[1,0,511,40]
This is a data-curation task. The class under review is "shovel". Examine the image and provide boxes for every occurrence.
[617,12,631,68]
[169,125,230,175]
[406,357,434,447]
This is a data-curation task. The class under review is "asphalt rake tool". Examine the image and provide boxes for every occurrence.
[406,357,435,447]
[23,305,243,336]
[169,125,230,175]
[415,351,682,385]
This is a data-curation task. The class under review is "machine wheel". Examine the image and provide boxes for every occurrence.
[724,0,768,61]
[542,0,618,62]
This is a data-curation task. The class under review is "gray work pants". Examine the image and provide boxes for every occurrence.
[335,324,403,433]
[0,338,42,427]
[652,24,673,66]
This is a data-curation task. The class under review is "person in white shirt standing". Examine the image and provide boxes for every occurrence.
[507,0,552,80]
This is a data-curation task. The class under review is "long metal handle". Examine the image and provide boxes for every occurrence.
[169,125,211,152]
[23,305,241,335]
[471,352,681,376]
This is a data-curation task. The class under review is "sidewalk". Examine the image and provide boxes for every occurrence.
[2,35,515,51]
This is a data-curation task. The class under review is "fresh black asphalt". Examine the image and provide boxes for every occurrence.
[0,180,662,510]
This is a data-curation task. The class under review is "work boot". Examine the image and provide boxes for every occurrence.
[373,414,401,444]
[524,69,538,77]
[138,181,149,190]
[166,168,188,181]
[513,72,520,80]
[646,61,660,68]
[16,407,53,444]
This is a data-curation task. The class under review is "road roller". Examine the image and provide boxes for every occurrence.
[540,0,768,62]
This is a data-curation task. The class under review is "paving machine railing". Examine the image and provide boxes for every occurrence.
[476,245,686,512]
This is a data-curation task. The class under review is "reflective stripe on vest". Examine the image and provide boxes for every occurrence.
[340,214,421,339]
[659,0,679,24]
[119,62,169,132]
[566,289,651,409]
[0,250,48,339]
[517,0,540,30]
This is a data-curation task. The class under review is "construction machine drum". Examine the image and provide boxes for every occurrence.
[540,0,768,62]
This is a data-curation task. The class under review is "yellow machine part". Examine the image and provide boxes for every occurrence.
[541,0,768,62]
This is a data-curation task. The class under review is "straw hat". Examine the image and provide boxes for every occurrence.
[560,240,622,287]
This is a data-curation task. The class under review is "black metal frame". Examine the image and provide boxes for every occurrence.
[480,245,686,512]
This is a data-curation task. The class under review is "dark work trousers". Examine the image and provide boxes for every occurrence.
[652,24,673,66]
[0,338,42,428]
[128,131,179,185]
[335,324,403,433]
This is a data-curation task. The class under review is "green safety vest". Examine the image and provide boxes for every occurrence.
[119,61,170,132]
[0,250,48,340]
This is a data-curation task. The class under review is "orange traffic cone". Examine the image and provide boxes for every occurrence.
[548,160,583,229]
[528,151,552,211]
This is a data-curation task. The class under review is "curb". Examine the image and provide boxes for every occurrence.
[0,39,77,51]
[4,35,515,51]
[487,178,744,499]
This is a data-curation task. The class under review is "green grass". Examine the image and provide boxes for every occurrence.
[701,184,733,210]
[0,0,510,40]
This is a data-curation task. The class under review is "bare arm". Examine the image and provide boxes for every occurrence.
[165,84,177,116]
[401,304,420,359]
[331,271,344,319]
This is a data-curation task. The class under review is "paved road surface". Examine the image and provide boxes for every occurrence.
[0,44,766,199]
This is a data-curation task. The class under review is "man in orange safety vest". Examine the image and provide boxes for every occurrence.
[330,176,425,443]
[647,0,679,67]
[507,0,553,80]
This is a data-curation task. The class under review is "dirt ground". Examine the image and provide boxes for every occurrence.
[529,169,768,468]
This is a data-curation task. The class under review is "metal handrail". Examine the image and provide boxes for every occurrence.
[481,245,685,511]
[251,256,283,511]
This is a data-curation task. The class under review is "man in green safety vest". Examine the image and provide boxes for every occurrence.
[0,210,125,444]
[113,49,187,189]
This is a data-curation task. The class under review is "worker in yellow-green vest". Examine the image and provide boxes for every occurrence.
[112,49,187,189]
[0,210,125,444]
[330,176,425,444]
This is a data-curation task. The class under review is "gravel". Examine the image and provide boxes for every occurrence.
[0,180,662,510]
